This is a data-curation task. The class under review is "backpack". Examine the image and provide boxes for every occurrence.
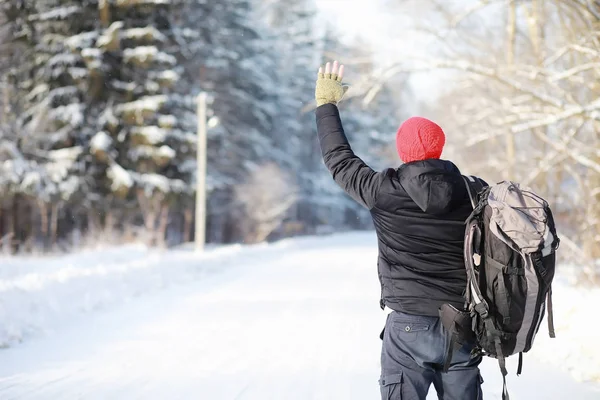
[440,176,560,400]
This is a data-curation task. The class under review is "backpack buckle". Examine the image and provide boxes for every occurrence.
[474,302,489,319]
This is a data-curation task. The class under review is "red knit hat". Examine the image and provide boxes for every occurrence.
[396,117,446,163]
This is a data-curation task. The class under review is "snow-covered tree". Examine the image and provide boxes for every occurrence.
[0,0,93,250]
[80,0,196,245]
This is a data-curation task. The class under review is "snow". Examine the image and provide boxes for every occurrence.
[148,69,179,84]
[90,131,113,153]
[115,0,171,6]
[65,31,99,51]
[0,233,598,399]
[19,166,46,194]
[25,83,49,103]
[97,108,119,131]
[158,115,177,128]
[34,6,81,21]
[47,147,82,163]
[0,140,23,161]
[107,163,134,191]
[46,53,79,69]
[157,144,176,159]
[47,86,79,103]
[130,126,167,144]
[128,144,175,163]
[530,272,600,382]
[81,48,102,59]
[67,67,88,80]
[96,21,124,49]
[124,27,167,43]
[111,79,137,92]
[123,46,177,66]
[57,175,82,200]
[1,153,81,201]
[145,80,160,92]
[45,147,82,186]
[115,95,168,115]
[80,48,102,70]
[48,103,84,127]
[136,173,187,195]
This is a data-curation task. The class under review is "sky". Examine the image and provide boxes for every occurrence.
[314,0,445,106]
[315,0,413,62]
[315,0,390,44]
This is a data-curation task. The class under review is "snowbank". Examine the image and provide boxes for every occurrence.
[0,233,344,348]
[0,241,258,348]
[529,272,600,383]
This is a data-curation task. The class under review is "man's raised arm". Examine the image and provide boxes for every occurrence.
[315,61,385,209]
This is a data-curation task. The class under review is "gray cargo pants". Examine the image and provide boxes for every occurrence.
[380,311,483,400]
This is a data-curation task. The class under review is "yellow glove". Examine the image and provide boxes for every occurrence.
[315,60,349,107]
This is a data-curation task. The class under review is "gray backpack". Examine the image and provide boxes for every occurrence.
[440,178,560,400]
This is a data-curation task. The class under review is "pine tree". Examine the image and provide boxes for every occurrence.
[78,0,196,244]
[0,0,96,249]
[0,0,37,251]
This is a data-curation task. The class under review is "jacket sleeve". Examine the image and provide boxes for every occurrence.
[315,103,384,209]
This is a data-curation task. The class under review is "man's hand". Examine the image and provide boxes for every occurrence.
[315,60,348,107]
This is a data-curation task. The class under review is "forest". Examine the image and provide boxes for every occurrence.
[0,0,401,252]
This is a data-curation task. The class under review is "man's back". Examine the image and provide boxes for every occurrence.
[371,159,474,316]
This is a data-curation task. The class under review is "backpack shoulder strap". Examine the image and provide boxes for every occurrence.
[462,175,486,209]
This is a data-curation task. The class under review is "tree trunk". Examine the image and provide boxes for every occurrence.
[88,208,101,239]
[136,188,158,245]
[50,202,59,249]
[11,195,20,253]
[157,202,169,248]
[183,206,193,243]
[123,221,134,242]
[38,200,49,247]
[527,1,548,194]
[585,155,600,259]
[526,0,544,64]
[0,204,14,253]
[504,0,517,180]
[104,209,114,243]
[98,0,111,27]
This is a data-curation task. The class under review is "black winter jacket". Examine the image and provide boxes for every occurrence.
[316,103,481,316]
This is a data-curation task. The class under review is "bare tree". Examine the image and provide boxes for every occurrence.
[376,0,600,272]
[234,163,298,244]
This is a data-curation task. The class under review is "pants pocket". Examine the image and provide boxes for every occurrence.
[379,373,403,400]
[392,321,430,343]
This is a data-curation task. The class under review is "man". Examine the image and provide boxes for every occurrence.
[314,61,484,400]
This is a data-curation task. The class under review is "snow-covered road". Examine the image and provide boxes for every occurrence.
[0,233,598,399]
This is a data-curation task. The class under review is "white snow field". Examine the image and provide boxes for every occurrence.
[0,232,599,399]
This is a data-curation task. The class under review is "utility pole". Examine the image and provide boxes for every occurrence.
[195,92,207,251]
